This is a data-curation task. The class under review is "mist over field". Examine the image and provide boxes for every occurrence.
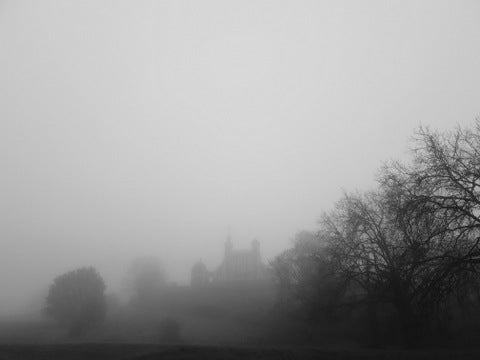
[1,1,480,356]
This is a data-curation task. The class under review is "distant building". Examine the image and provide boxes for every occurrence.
[190,234,269,286]
[190,260,211,287]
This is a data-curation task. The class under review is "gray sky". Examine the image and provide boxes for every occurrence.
[1,0,480,316]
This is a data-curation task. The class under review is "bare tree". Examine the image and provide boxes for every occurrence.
[273,122,480,347]
[271,231,346,337]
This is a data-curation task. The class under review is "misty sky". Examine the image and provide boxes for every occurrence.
[1,0,480,316]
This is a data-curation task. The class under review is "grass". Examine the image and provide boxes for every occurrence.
[1,344,480,360]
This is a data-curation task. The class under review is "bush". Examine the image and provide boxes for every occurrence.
[158,317,182,343]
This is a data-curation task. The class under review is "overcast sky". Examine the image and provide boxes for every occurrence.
[1,0,480,316]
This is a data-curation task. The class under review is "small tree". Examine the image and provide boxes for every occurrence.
[44,266,106,337]
[125,256,166,302]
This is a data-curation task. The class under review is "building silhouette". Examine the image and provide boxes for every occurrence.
[191,234,269,286]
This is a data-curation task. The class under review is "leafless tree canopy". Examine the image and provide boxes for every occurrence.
[273,122,480,346]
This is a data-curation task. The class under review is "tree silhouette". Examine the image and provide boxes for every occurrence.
[44,266,106,337]
[125,256,166,303]
[273,122,480,347]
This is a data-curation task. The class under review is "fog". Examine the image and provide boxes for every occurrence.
[1,0,480,321]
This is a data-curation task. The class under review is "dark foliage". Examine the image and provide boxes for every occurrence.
[44,266,106,337]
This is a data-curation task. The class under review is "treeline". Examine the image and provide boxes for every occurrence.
[271,122,480,347]
[38,121,480,348]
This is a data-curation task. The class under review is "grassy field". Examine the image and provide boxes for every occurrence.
[1,344,480,360]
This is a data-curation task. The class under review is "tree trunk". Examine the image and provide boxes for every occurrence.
[367,300,380,347]
[396,301,421,347]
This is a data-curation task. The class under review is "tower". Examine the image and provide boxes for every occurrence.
[251,238,261,276]
[251,238,260,256]
[224,233,233,258]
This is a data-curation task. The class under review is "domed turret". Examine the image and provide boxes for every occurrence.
[191,260,210,287]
